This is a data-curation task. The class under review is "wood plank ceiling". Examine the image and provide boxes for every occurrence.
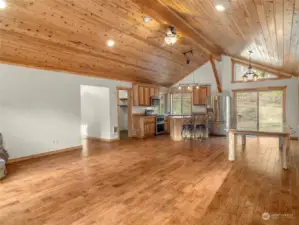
[0,0,219,86]
[0,0,298,86]
[152,0,299,76]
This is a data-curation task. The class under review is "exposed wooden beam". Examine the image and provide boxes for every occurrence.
[230,56,295,78]
[132,0,223,58]
[210,56,222,93]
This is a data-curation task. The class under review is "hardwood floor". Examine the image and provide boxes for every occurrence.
[0,136,298,225]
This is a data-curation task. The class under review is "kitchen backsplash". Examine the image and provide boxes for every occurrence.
[132,106,154,114]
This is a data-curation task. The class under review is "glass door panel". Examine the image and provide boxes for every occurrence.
[259,91,283,127]
[236,92,258,128]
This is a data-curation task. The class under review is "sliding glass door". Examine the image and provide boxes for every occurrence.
[235,89,284,128]
[236,91,258,128]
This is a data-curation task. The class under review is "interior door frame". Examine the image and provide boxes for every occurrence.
[116,87,133,139]
[232,86,287,125]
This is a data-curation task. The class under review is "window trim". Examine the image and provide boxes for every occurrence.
[170,92,192,115]
[231,59,290,84]
[232,86,287,123]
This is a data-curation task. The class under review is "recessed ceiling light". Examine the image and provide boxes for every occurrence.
[143,16,151,23]
[215,4,225,11]
[107,40,115,47]
[0,0,6,9]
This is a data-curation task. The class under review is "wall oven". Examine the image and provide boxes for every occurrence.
[156,115,165,135]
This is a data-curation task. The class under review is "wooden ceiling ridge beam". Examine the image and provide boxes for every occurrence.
[132,0,223,58]
[210,56,222,93]
[230,56,296,78]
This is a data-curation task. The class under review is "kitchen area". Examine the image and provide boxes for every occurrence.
[131,83,231,141]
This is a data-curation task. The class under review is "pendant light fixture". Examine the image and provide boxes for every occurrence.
[243,50,257,82]
[176,71,199,90]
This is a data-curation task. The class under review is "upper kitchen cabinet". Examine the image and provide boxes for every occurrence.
[133,84,160,106]
[193,86,211,105]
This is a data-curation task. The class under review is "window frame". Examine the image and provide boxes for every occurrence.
[231,59,289,84]
[232,86,287,125]
[170,92,192,115]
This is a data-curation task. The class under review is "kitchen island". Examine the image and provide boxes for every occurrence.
[169,115,208,141]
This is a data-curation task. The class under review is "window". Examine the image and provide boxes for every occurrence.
[171,93,192,115]
[234,87,285,128]
[159,94,166,114]
[232,61,279,83]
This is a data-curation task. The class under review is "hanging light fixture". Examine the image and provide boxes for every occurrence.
[243,50,257,82]
[164,26,178,45]
[176,71,199,90]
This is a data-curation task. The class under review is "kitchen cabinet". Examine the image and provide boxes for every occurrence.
[144,87,150,106]
[133,115,156,138]
[164,117,170,133]
[138,86,145,105]
[193,86,211,105]
[133,84,160,106]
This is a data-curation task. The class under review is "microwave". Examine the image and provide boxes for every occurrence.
[151,96,160,106]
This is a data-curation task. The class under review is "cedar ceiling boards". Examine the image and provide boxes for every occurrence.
[1,0,298,86]
[0,0,212,86]
[156,0,299,77]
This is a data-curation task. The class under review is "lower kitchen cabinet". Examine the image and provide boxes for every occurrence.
[133,116,156,138]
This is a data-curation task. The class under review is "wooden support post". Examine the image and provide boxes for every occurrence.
[210,56,222,93]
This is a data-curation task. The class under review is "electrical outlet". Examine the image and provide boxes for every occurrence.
[114,126,118,133]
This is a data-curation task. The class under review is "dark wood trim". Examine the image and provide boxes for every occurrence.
[117,87,133,138]
[210,56,222,93]
[230,57,294,81]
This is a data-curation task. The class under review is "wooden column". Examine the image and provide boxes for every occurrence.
[210,56,222,93]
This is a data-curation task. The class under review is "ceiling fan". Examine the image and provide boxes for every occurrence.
[146,25,186,47]
[164,26,179,45]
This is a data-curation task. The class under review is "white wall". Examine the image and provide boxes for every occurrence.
[173,61,220,113]
[174,61,219,94]
[174,56,299,137]
[0,64,131,159]
[219,56,299,136]
[81,86,111,139]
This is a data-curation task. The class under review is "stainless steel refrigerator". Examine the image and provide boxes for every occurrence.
[206,95,231,136]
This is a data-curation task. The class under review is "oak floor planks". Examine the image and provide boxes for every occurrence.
[0,136,298,225]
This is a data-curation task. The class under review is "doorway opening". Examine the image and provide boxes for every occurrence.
[117,87,132,140]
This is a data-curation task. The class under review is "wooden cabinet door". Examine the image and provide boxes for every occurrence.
[150,87,155,97]
[193,88,200,105]
[200,86,211,105]
[144,123,149,136]
[151,122,156,135]
[133,85,139,106]
[193,86,211,105]
[144,87,150,106]
[138,86,145,105]
[164,122,169,133]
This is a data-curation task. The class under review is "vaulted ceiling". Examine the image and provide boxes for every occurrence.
[154,0,299,77]
[0,0,298,86]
